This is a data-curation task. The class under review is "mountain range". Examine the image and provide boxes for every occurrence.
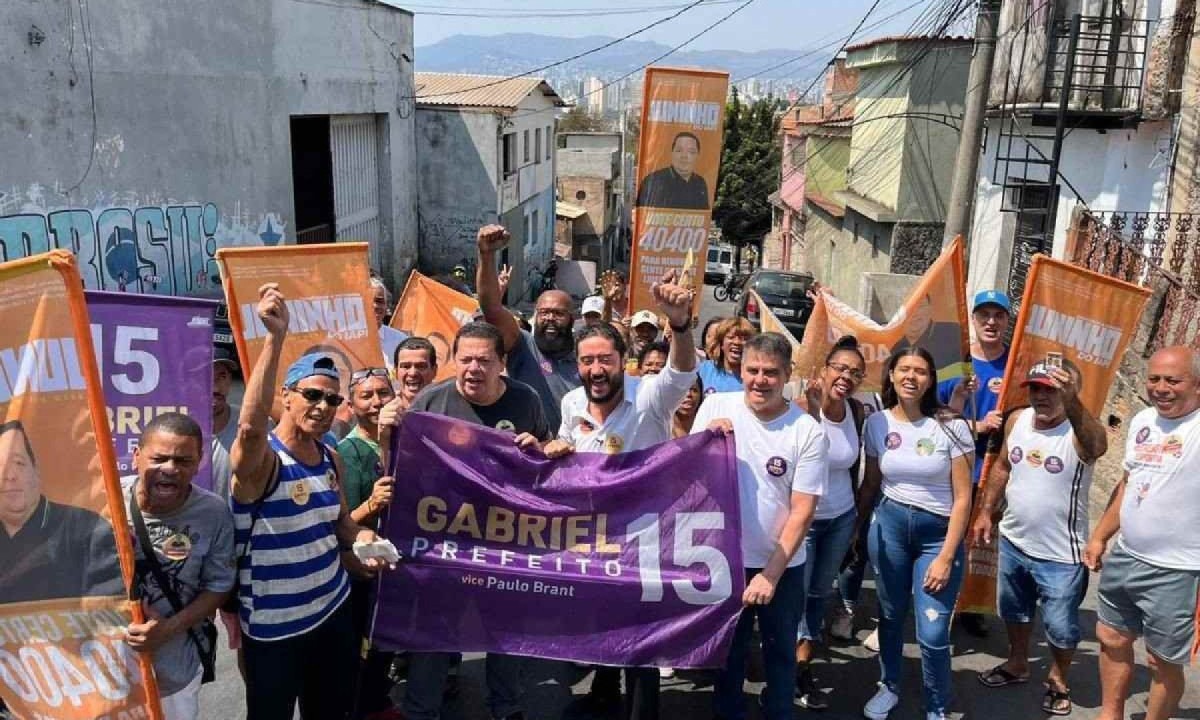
[415,33,815,82]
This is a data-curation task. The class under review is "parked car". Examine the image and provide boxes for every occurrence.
[704,244,734,284]
[735,270,816,339]
[214,301,237,358]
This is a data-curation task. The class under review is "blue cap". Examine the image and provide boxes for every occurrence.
[972,289,1012,313]
[284,353,340,388]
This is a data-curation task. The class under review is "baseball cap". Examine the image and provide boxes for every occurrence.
[1021,361,1058,388]
[284,353,341,388]
[972,290,1012,314]
[213,346,240,371]
[631,310,660,329]
[581,296,605,317]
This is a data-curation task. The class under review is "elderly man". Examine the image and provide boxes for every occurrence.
[546,270,697,720]
[371,276,409,372]
[477,225,580,430]
[0,419,122,603]
[1085,346,1200,720]
[971,359,1107,715]
[230,283,389,720]
[123,412,235,720]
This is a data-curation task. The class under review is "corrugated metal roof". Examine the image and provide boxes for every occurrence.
[414,72,567,110]
[844,34,972,53]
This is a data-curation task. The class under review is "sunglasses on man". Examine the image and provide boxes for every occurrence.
[291,387,346,408]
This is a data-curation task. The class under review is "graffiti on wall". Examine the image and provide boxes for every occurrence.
[0,185,284,296]
[418,210,493,270]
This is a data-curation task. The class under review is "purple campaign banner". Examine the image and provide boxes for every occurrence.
[376,412,745,668]
[85,291,217,488]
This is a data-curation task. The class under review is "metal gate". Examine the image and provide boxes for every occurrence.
[331,115,382,262]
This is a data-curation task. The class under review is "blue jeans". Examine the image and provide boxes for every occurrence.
[997,537,1088,650]
[799,509,858,640]
[838,502,875,610]
[869,496,965,716]
[714,565,806,720]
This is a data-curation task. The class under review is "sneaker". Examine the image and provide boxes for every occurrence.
[863,683,900,720]
[829,611,854,641]
[658,667,675,679]
[863,628,879,653]
[796,668,829,711]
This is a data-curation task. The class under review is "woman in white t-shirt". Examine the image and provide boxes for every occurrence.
[792,336,868,710]
[858,346,973,720]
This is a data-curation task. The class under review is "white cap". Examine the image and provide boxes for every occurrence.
[631,310,660,329]
[581,295,605,316]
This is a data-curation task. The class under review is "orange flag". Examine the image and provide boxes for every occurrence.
[0,251,163,720]
[216,243,379,416]
[390,270,479,382]
[957,255,1152,614]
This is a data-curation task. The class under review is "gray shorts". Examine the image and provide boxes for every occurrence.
[1097,541,1200,664]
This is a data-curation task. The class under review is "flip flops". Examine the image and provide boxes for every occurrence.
[1042,684,1072,716]
[977,664,1030,688]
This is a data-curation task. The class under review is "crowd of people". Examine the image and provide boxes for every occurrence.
[10,222,1193,720]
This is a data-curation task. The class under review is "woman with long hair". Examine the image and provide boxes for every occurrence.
[698,317,755,394]
[859,346,973,720]
[671,376,704,439]
[792,336,868,709]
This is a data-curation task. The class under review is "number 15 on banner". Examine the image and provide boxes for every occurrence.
[628,512,733,605]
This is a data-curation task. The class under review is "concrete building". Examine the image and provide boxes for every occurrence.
[583,76,606,115]
[968,0,1189,299]
[0,0,418,297]
[555,132,624,271]
[414,72,565,302]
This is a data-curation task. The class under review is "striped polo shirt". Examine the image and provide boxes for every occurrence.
[232,433,350,641]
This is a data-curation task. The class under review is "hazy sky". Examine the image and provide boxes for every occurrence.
[409,0,938,52]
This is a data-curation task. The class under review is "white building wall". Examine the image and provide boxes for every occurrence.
[968,117,1173,295]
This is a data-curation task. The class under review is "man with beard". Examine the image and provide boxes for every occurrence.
[543,270,697,720]
[230,283,390,719]
[477,224,579,430]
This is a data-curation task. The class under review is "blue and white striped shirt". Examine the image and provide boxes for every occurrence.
[232,433,349,641]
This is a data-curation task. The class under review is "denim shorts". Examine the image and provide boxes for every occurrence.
[997,537,1088,649]
[1097,541,1200,665]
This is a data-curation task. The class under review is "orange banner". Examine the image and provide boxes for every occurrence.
[0,251,161,720]
[389,270,479,382]
[796,238,971,391]
[628,66,729,316]
[957,255,1152,614]
[216,243,379,416]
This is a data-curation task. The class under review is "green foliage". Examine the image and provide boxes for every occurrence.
[713,90,782,248]
[558,106,612,134]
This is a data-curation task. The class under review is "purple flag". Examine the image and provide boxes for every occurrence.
[85,291,217,488]
[375,412,745,668]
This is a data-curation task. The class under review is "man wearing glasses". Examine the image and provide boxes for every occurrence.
[476,224,580,430]
[230,283,391,720]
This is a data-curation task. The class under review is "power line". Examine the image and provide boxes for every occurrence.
[408,0,715,100]
[407,0,743,17]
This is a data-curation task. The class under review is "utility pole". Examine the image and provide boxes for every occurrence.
[943,0,1002,249]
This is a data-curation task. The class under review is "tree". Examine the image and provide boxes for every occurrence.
[558,106,612,134]
[713,91,781,265]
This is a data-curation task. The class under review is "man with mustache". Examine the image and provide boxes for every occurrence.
[544,270,697,720]
[1086,346,1200,720]
[970,360,1107,715]
[477,224,580,430]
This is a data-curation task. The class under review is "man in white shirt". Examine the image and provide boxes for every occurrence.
[970,360,1107,715]
[691,332,827,720]
[1085,346,1200,720]
[546,270,696,720]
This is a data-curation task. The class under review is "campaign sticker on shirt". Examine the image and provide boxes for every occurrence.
[1163,434,1183,458]
[1135,480,1151,506]
[1026,449,1044,469]
[495,419,516,432]
[987,377,1003,393]
[1135,426,1151,444]
[325,469,339,492]
[884,432,902,450]
[915,438,935,457]
[1044,456,1064,474]
[161,532,192,562]
[1009,446,1024,464]
[765,456,788,477]
[291,480,311,506]
[540,359,554,376]
[604,434,624,454]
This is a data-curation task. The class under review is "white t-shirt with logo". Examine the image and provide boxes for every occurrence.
[692,392,828,569]
[816,401,859,520]
[1119,406,1200,571]
[864,410,972,517]
[1000,408,1091,564]
[558,364,696,453]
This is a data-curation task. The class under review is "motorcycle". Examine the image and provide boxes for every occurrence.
[713,272,745,303]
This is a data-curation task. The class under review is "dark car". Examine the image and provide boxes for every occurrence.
[735,270,816,339]
[214,302,237,357]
